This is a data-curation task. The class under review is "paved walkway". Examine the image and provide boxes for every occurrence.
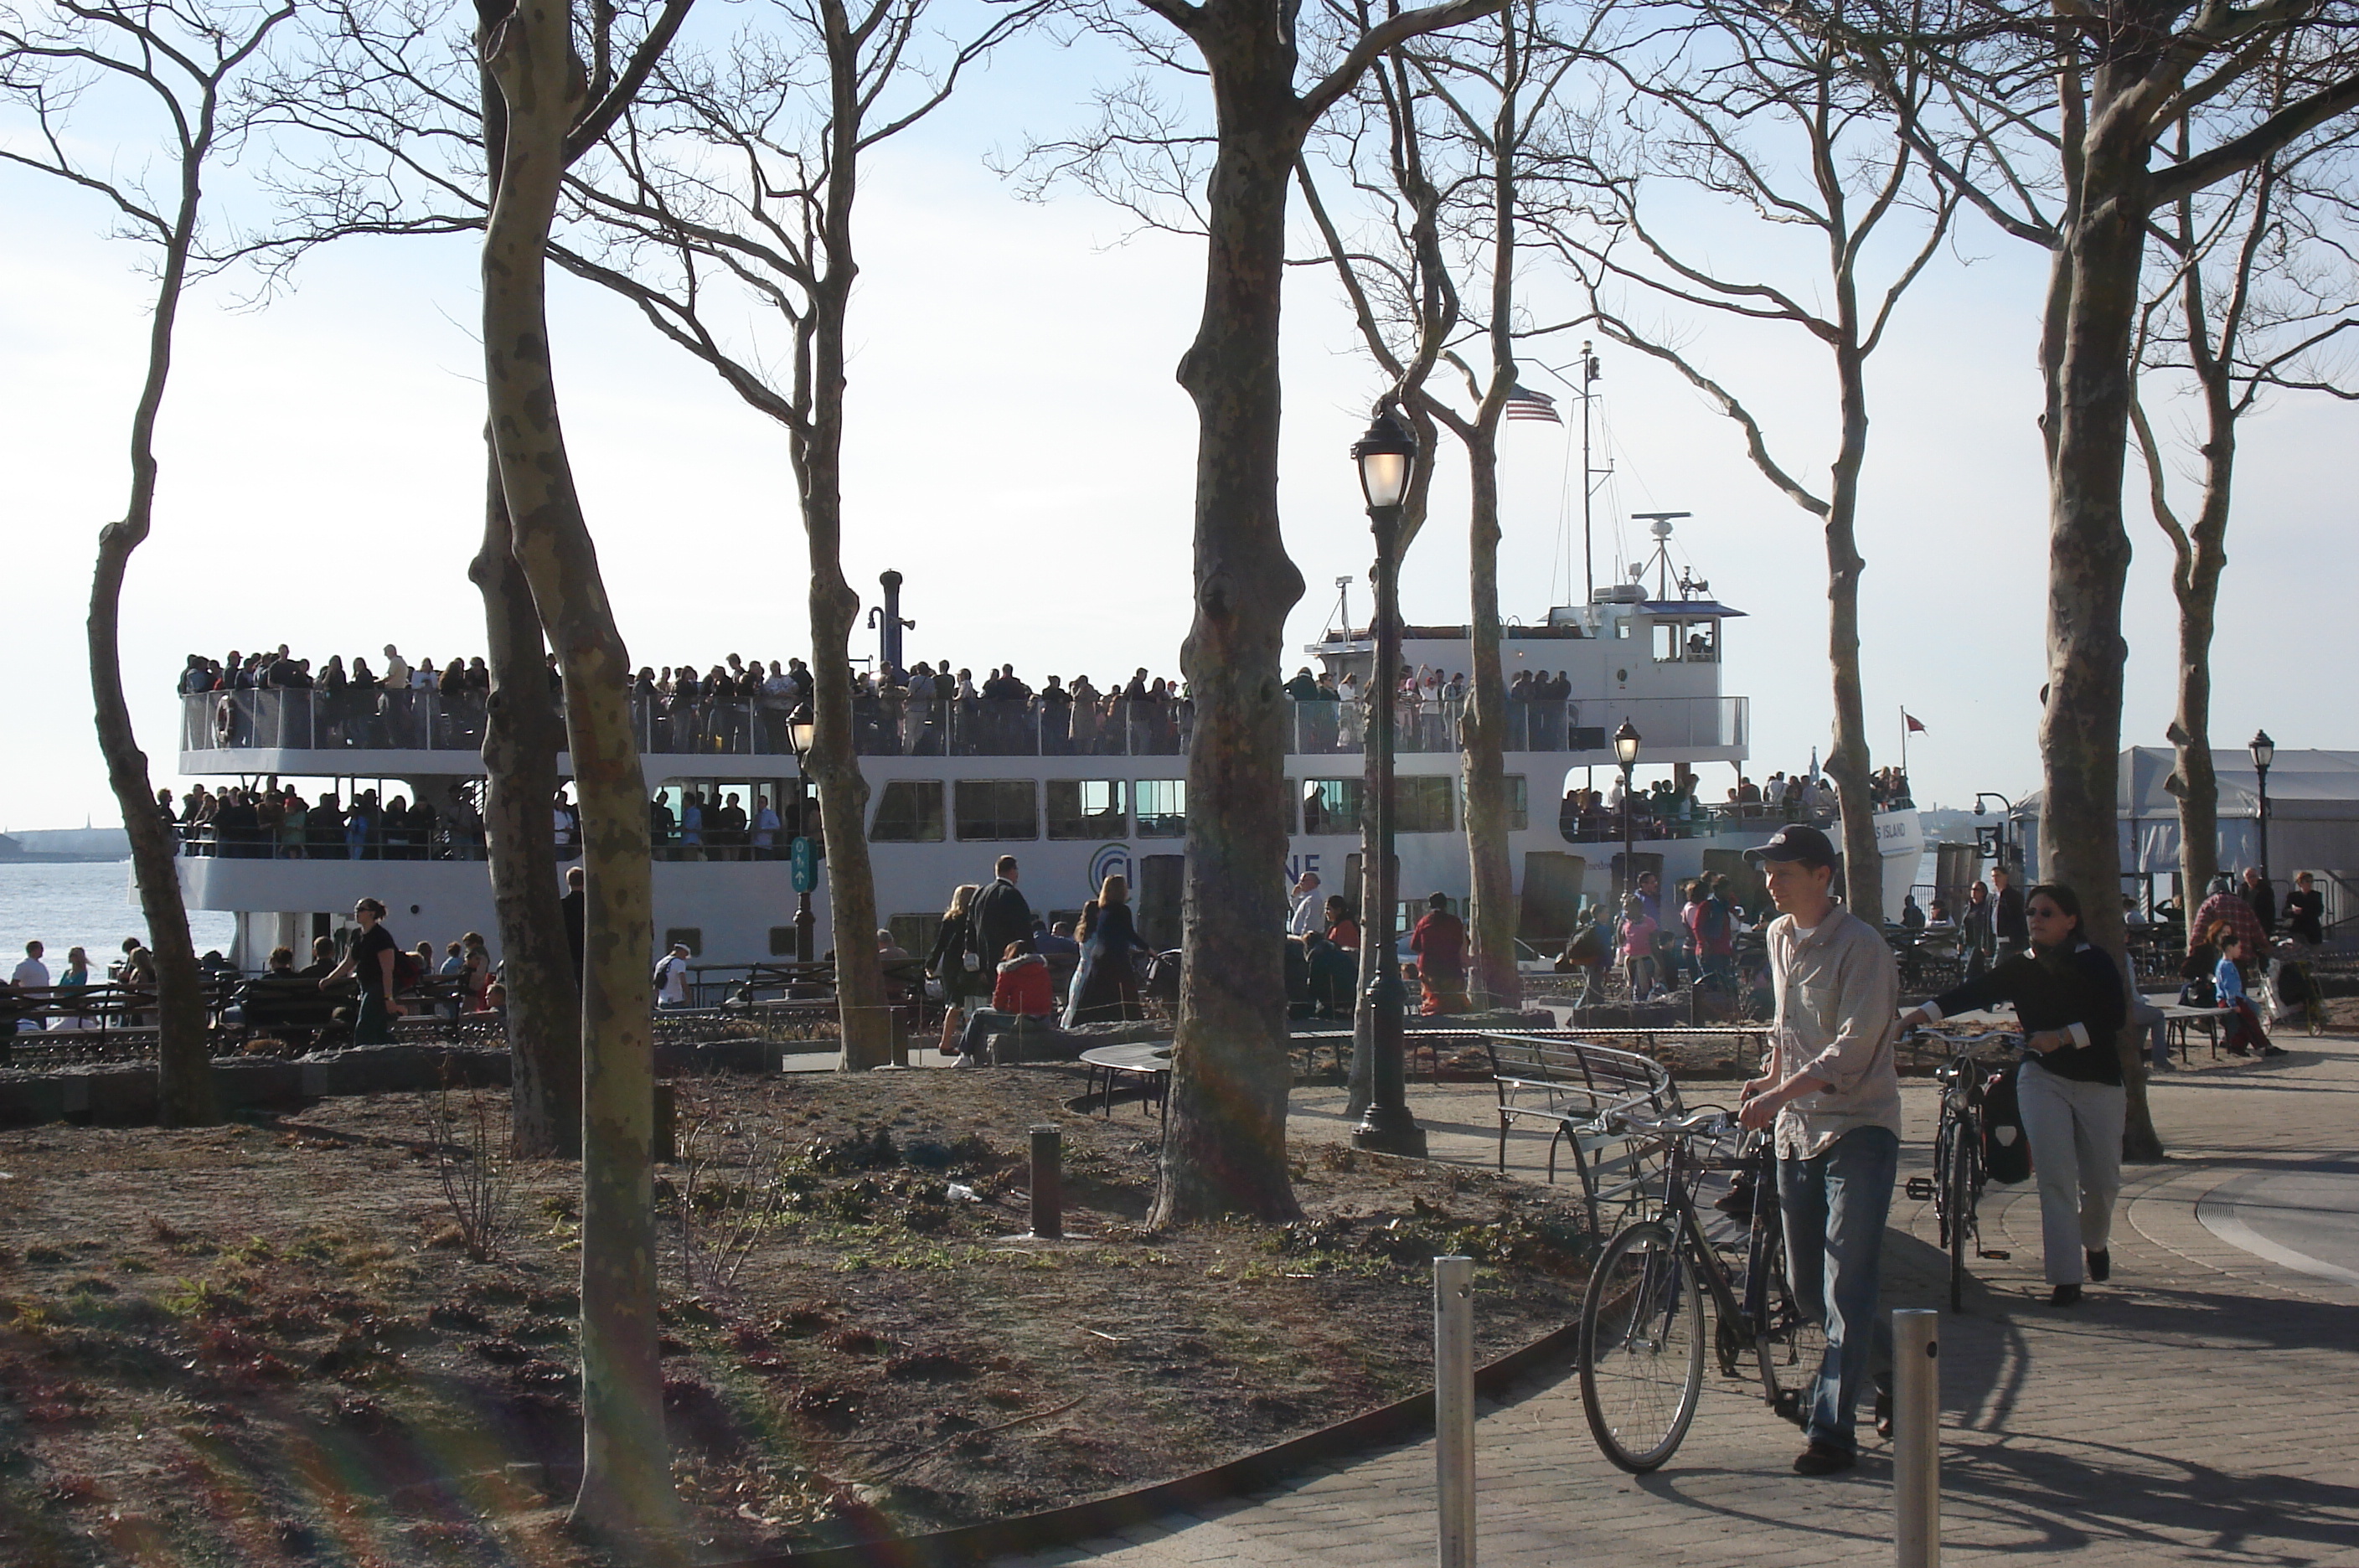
[992,1035,2359,1566]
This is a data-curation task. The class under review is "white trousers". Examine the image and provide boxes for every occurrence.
[2015,1061,2125,1285]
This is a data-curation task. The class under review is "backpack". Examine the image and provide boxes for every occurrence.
[1980,1064,2032,1185]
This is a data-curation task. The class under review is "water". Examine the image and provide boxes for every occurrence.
[0,860,237,970]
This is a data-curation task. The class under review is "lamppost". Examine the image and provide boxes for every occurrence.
[785,713,820,962]
[1973,791,2018,876]
[2250,730,2274,894]
[1614,720,1642,903]
[1350,405,1426,1158]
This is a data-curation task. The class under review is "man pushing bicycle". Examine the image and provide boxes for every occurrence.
[1737,824,1902,1477]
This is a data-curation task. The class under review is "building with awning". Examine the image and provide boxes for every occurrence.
[2013,747,2359,927]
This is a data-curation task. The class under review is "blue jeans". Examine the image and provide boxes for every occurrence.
[1777,1124,1899,1455]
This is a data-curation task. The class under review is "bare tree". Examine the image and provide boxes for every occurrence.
[1876,0,2359,1158]
[2130,121,2357,909]
[1299,0,1587,1017]
[1019,0,1505,1225]
[544,0,1049,1070]
[2,0,296,1127]
[251,0,694,1157]
[1532,0,1959,926]
[477,0,685,1543]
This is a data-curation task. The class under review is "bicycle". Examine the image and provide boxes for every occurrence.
[2273,946,2326,1037]
[1900,1028,2017,1313]
[1576,1106,1827,1473]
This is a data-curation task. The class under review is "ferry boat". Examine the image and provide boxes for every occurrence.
[170,530,1921,972]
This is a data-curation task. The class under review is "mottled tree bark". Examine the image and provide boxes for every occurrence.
[1822,340,1880,921]
[1459,439,1518,1011]
[1145,0,1501,1224]
[1158,23,1304,1224]
[2036,92,2157,1159]
[480,0,677,1543]
[470,469,581,1157]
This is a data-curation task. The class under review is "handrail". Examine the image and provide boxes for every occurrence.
[179,689,1751,762]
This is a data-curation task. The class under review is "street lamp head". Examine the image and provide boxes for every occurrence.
[1974,799,1986,816]
[2250,729,2274,771]
[1613,720,1642,769]
[1351,405,1417,512]
[789,718,817,758]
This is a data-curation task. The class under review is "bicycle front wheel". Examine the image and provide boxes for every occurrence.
[1580,1220,1704,1473]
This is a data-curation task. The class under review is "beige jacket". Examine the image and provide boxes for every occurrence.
[1767,905,1903,1159]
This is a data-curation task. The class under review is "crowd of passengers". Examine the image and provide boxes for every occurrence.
[163,779,486,859]
[182,643,1735,760]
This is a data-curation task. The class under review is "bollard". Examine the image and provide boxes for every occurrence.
[1029,1124,1062,1240]
[1434,1255,1475,1568]
[1893,1308,1939,1568]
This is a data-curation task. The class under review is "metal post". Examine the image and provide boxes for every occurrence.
[1619,761,1636,902]
[1354,499,1426,1156]
[2255,762,2272,894]
[1029,1124,1062,1240]
[1893,1308,1939,1568]
[1434,1256,1475,1568]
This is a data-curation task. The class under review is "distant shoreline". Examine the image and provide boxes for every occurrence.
[0,853,129,865]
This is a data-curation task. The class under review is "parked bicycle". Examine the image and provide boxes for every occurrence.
[1901,1028,2018,1312]
[1577,1106,1826,1473]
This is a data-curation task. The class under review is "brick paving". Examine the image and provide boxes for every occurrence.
[991,1035,2359,1566]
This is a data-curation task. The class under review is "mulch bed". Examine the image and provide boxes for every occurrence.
[0,1068,1597,1565]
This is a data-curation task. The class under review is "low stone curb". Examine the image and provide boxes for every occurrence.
[709,1314,1582,1567]
[0,1037,791,1127]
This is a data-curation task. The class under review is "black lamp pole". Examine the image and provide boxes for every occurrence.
[2251,730,2274,898]
[1350,407,1426,1158]
[1614,720,1642,906]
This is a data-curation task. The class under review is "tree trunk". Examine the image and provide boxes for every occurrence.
[1823,346,1881,923]
[470,466,581,1158]
[1153,26,1306,1226]
[1460,436,1518,1011]
[2039,106,2160,1161]
[481,0,678,1544]
[2165,506,2226,912]
[796,0,891,1072]
[87,76,215,1129]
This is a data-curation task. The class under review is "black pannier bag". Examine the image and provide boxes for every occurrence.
[1981,1063,2032,1185]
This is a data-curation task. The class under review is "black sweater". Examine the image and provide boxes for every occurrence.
[1929,941,2126,1086]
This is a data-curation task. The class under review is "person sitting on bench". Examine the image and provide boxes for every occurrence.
[956,939,1064,1064]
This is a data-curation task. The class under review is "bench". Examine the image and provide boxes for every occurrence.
[1484,1034,1682,1230]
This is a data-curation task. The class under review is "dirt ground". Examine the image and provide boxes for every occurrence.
[0,1068,1596,1566]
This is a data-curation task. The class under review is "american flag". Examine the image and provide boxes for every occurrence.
[1505,384,1561,424]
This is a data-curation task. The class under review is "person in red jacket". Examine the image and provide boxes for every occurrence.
[955,939,1061,1062]
[1410,891,1470,1015]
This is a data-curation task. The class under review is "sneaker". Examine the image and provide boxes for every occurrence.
[952,1054,977,1069]
[1793,1442,1856,1477]
[2087,1249,2110,1282]
[2050,1282,2082,1308]
[1874,1389,1893,1440]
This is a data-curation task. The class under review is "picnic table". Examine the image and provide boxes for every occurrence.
[1079,1040,1171,1118]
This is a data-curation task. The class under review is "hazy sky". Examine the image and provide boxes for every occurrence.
[3,8,2351,833]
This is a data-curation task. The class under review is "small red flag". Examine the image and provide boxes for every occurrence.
[1902,711,1928,735]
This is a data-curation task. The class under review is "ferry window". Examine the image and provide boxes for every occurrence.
[955,780,1039,841]
[1505,775,1528,832]
[870,780,944,842]
[1652,622,1683,663]
[1400,776,1455,833]
[1136,780,1186,838]
[888,914,941,958]
[663,927,703,956]
[1303,779,1363,835]
[1685,622,1718,663]
[1046,780,1126,839]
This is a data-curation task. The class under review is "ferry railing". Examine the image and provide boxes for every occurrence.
[182,690,1747,761]
[173,818,492,860]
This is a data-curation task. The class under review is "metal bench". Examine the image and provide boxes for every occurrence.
[1483,1034,1682,1230]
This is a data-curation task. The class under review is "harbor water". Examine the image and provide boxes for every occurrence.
[0,860,236,970]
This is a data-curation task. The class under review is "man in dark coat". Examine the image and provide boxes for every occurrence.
[2239,866,2277,935]
[968,857,1035,968]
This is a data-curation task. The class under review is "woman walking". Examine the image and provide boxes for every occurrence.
[1065,874,1155,1024]
[1902,883,2124,1306]
[927,884,986,1055]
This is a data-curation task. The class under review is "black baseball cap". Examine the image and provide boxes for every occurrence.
[1746,823,1838,869]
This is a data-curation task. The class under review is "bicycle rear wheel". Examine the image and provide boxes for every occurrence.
[1948,1120,1981,1313]
[1580,1220,1704,1473]
[1755,1223,1829,1428]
